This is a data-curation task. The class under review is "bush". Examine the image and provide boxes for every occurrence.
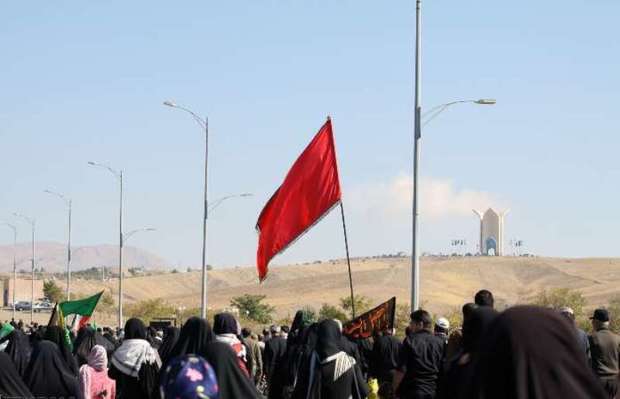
[340,295,372,319]
[318,304,347,323]
[395,304,411,338]
[230,294,275,324]
[125,298,176,324]
[43,280,65,303]
[531,288,589,331]
[531,288,586,316]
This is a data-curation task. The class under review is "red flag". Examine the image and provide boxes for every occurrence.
[256,118,342,281]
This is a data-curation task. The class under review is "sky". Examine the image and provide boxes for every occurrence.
[1,1,619,269]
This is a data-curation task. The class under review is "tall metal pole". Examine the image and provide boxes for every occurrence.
[162,102,210,318]
[3,224,18,320]
[411,0,422,312]
[12,228,17,320]
[201,117,209,319]
[118,171,124,329]
[31,222,35,324]
[66,201,72,301]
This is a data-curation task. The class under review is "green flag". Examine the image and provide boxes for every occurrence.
[58,291,104,330]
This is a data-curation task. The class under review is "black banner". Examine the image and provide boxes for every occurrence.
[342,297,396,339]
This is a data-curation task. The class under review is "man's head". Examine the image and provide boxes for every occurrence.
[270,325,281,336]
[241,327,252,338]
[434,317,450,335]
[559,306,576,325]
[475,290,494,308]
[410,310,433,333]
[281,325,290,334]
[591,308,610,331]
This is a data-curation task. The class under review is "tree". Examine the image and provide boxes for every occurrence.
[230,294,275,324]
[531,288,588,331]
[318,304,347,323]
[531,288,586,317]
[339,295,372,319]
[605,296,620,334]
[43,280,65,303]
[125,298,176,324]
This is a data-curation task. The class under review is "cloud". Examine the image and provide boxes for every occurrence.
[347,174,505,221]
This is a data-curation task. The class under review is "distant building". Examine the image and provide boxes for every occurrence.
[473,208,509,256]
[2,278,45,307]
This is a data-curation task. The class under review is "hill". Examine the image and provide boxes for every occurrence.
[0,242,168,273]
[57,256,620,318]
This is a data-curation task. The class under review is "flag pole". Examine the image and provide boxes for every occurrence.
[339,202,356,318]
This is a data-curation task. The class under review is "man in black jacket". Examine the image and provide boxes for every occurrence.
[589,308,620,399]
[394,310,445,399]
[265,325,288,399]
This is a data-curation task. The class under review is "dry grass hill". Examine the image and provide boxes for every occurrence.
[49,256,620,318]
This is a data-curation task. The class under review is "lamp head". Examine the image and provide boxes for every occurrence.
[87,161,96,166]
[163,100,177,108]
[475,99,497,105]
[240,193,253,197]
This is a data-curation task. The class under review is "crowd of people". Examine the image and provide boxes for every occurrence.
[0,289,619,399]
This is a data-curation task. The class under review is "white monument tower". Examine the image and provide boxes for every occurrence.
[473,208,509,256]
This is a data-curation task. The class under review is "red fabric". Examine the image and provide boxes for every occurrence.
[256,119,342,281]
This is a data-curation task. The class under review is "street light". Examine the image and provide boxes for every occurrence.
[44,189,72,301]
[124,227,156,243]
[1,222,17,320]
[13,213,35,323]
[411,97,496,312]
[422,99,497,127]
[208,193,253,215]
[88,161,124,329]
[163,99,210,319]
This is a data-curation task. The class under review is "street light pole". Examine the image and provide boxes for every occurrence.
[411,0,423,313]
[44,190,72,300]
[163,100,210,319]
[2,223,17,320]
[409,0,496,312]
[88,162,124,329]
[13,213,35,324]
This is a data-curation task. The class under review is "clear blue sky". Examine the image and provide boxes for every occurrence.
[1,1,618,269]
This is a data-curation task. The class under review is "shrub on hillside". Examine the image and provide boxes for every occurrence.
[340,295,372,319]
[230,294,275,324]
[125,298,176,323]
[318,304,347,323]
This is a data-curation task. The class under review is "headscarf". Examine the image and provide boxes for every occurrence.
[124,317,148,340]
[213,313,239,335]
[472,306,607,399]
[88,344,108,371]
[213,313,248,375]
[74,327,98,366]
[202,342,259,399]
[111,318,161,378]
[160,355,219,399]
[461,306,497,353]
[44,325,79,375]
[316,319,342,360]
[25,340,81,399]
[79,345,108,399]
[169,317,215,360]
[159,326,181,364]
[288,310,315,347]
[0,351,33,398]
[5,329,31,377]
[95,329,116,358]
